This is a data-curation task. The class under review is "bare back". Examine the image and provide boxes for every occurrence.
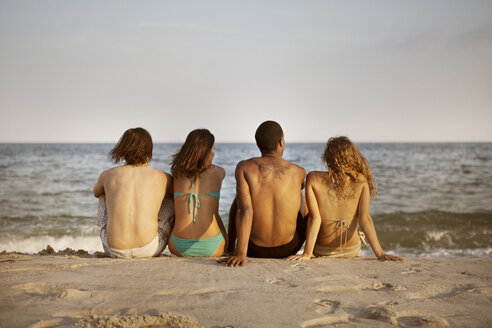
[307,171,364,247]
[239,156,305,246]
[94,165,171,249]
[172,165,226,239]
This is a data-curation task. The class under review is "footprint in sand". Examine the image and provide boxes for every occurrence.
[467,287,492,296]
[318,285,364,292]
[13,282,92,301]
[373,281,407,291]
[153,290,186,296]
[28,319,64,328]
[301,312,351,327]
[13,282,65,297]
[318,283,405,293]
[266,277,286,285]
[363,304,449,327]
[70,263,88,269]
[76,313,206,328]
[188,287,225,296]
[314,299,340,314]
[364,305,398,326]
[398,315,449,327]
[285,262,308,273]
[58,288,92,299]
[378,300,399,307]
[401,267,423,275]
[265,276,298,287]
[430,284,480,299]
[154,288,228,297]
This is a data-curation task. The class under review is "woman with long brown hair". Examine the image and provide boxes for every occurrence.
[288,136,402,261]
[168,129,227,257]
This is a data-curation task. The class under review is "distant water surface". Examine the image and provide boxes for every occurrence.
[0,143,491,257]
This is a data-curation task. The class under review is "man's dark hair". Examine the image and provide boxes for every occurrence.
[108,127,153,165]
[255,120,284,154]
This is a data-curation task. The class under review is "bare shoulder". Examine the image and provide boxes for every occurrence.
[209,164,226,179]
[97,168,109,178]
[289,161,306,175]
[359,180,369,190]
[306,171,326,186]
[351,174,368,194]
[101,166,121,177]
[96,166,123,185]
[285,161,306,183]
[162,170,173,182]
[355,173,367,183]
[95,168,109,182]
[235,158,261,181]
[148,167,170,181]
[236,158,257,171]
[307,170,325,180]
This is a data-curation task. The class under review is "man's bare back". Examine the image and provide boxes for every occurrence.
[94,127,174,258]
[220,121,307,266]
[94,165,172,250]
[239,155,305,246]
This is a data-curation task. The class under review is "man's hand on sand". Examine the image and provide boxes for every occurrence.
[286,254,311,261]
[377,253,404,261]
[217,256,247,267]
[222,247,235,257]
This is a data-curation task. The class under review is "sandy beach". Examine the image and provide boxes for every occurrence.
[0,250,491,328]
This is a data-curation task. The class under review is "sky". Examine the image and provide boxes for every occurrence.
[0,0,491,143]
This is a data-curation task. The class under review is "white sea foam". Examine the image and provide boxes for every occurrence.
[426,231,448,241]
[0,235,103,254]
[295,245,492,258]
[359,247,492,258]
[0,235,174,255]
[2,237,491,257]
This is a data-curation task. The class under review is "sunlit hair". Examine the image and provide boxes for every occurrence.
[171,129,215,180]
[255,120,284,154]
[108,127,153,166]
[322,136,377,198]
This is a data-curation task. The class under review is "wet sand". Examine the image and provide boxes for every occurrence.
[0,251,491,327]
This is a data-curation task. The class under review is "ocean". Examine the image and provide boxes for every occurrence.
[1,143,491,257]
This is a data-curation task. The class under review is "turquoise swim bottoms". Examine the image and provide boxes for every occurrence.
[171,231,224,257]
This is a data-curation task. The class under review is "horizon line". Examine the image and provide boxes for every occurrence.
[1,140,491,144]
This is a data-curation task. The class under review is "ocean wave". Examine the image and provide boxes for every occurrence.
[0,234,177,255]
[1,234,491,257]
[373,210,492,222]
[371,211,492,250]
[1,210,491,256]
[0,235,104,254]
[0,214,96,221]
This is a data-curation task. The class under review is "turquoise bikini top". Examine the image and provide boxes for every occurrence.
[173,180,220,224]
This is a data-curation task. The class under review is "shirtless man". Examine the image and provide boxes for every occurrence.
[219,121,307,267]
[93,127,173,258]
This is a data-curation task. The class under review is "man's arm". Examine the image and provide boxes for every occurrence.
[298,166,307,190]
[218,162,254,267]
[93,171,106,198]
[226,198,238,254]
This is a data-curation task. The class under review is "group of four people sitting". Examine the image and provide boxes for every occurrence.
[93,120,402,265]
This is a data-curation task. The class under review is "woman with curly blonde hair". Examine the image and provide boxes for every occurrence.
[288,136,402,261]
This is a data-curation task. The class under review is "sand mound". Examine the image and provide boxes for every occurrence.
[75,313,210,328]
